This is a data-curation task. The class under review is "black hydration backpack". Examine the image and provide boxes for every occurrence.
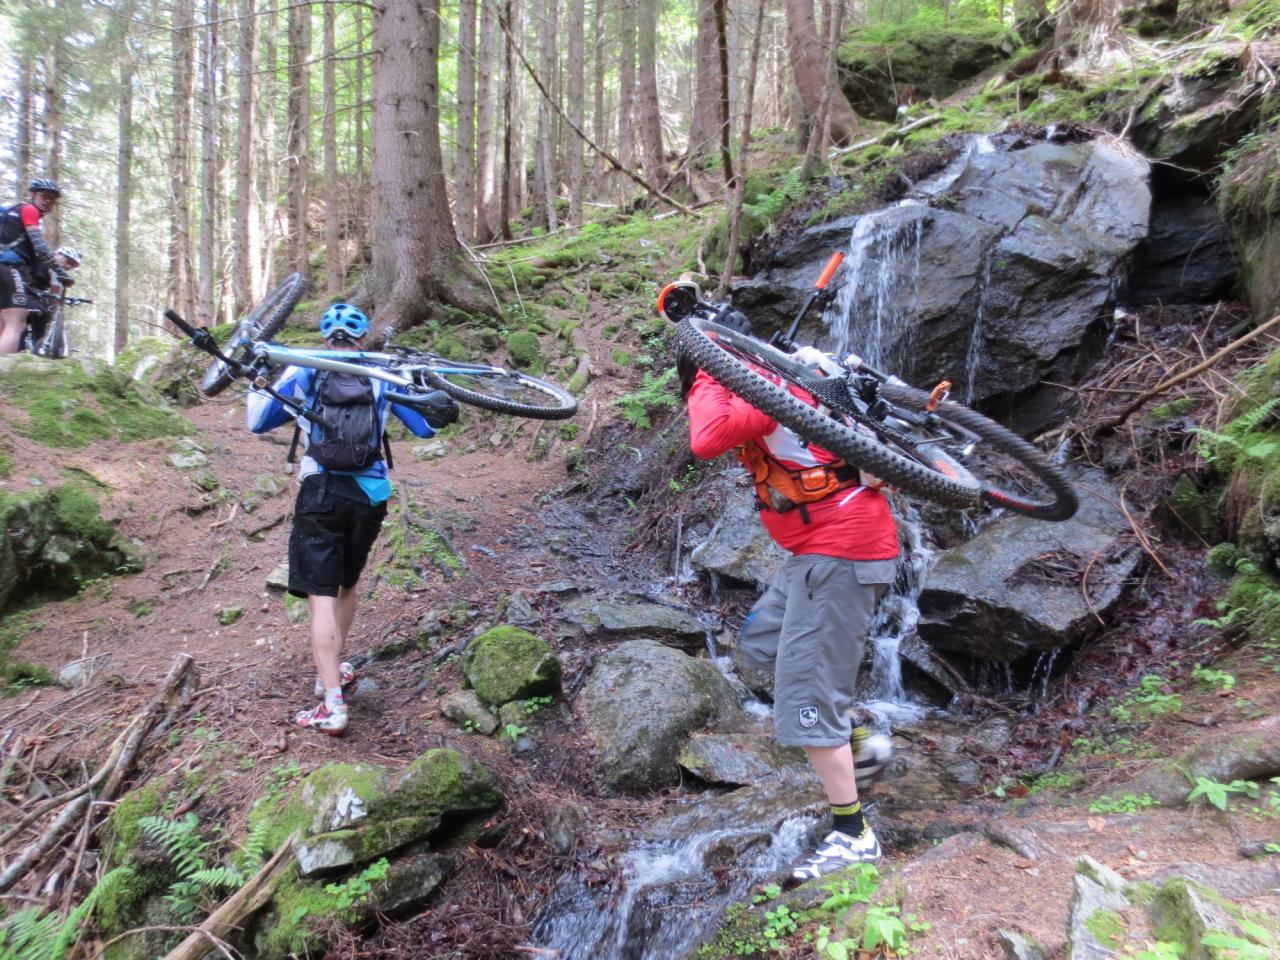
[292,370,387,472]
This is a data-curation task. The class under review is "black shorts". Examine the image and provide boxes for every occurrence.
[0,264,31,310]
[287,473,388,598]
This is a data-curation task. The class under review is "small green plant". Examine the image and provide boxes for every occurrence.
[521,695,553,716]
[820,863,880,912]
[1111,674,1182,721]
[862,904,907,952]
[501,723,528,742]
[815,925,861,960]
[1089,793,1159,815]
[0,866,136,960]
[611,367,679,428]
[1200,930,1271,960]
[668,463,699,492]
[1191,664,1236,691]
[323,858,391,913]
[1186,776,1259,812]
[1131,942,1185,960]
[463,717,479,734]
[762,904,798,951]
[751,883,781,904]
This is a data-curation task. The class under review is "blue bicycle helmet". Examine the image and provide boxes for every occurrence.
[319,303,370,341]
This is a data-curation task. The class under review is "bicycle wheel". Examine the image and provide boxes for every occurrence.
[417,358,578,420]
[676,317,982,510]
[199,272,308,396]
[878,383,1078,521]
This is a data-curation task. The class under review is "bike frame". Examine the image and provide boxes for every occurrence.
[247,343,516,388]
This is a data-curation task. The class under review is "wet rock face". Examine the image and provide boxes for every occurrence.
[688,482,787,590]
[1126,188,1237,306]
[733,135,1151,412]
[916,471,1142,662]
[579,639,746,793]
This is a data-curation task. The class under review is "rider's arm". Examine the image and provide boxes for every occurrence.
[388,400,434,438]
[20,206,59,272]
[687,369,776,459]
[246,366,312,433]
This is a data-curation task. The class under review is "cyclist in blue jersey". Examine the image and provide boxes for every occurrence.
[247,302,459,735]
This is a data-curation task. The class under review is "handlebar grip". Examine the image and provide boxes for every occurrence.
[815,252,844,290]
[165,309,200,339]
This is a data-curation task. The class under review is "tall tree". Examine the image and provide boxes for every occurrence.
[15,57,34,188]
[370,0,488,330]
[169,0,197,322]
[40,11,62,246]
[476,0,499,242]
[457,0,478,242]
[259,0,280,283]
[784,0,858,145]
[532,0,559,231]
[287,0,311,273]
[1053,0,1124,59]
[500,0,517,239]
[323,0,341,294]
[198,0,220,325]
[635,0,666,183]
[565,0,585,225]
[234,0,261,310]
[114,2,136,354]
[616,0,637,197]
[354,3,367,254]
[687,0,723,163]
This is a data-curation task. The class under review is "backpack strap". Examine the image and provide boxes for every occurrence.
[382,430,394,471]
[287,369,329,465]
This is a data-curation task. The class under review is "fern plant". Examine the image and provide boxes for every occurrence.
[611,368,679,428]
[0,866,136,960]
[139,813,244,921]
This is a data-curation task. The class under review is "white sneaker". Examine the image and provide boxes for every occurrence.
[852,726,893,792]
[313,661,355,698]
[294,696,349,736]
[790,828,881,883]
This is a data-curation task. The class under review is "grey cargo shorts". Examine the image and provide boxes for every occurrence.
[738,554,894,748]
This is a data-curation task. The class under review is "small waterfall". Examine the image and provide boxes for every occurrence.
[1028,648,1061,705]
[863,504,937,729]
[963,254,993,405]
[532,817,815,960]
[830,209,926,369]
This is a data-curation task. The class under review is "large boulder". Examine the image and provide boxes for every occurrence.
[561,595,709,644]
[733,134,1150,415]
[462,624,561,707]
[916,473,1141,663]
[689,482,787,590]
[579,639,746,793]
[837,15,1020,121]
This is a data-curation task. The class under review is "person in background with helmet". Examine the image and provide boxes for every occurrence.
[0,179,74,355]
[669,285,897,884]
[24,245,82,353]
[246,303,460,735]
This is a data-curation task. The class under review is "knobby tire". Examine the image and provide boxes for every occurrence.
[878,383,1078,521]
[676,318,982,510]
[414,358,578,420]
[199,272,308,396]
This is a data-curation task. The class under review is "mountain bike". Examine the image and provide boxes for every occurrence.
[659,254,1078,521]
[166,308,578,422]
[198,272,309,395]
[24,290,93,359]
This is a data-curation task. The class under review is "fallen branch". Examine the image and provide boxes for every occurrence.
[161,833,297,960]
[830,114,943,157]
[1099,310,1280,430]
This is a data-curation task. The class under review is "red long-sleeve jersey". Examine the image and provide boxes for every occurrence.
[687,369,899,561]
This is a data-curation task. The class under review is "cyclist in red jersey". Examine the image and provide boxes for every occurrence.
[0,179,73,355]
[681,315,898,884]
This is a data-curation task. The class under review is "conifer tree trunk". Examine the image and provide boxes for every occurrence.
[457,0,478,243]
[114,3,136,354]
[616,0,637,199]
[259,0,279,285]
[533,0,559,231]
[636,0,665,184]
[169,0,196,321]
[592,0,606,185]
[198,0,219,325]
[476,0,499,243]
[370,0,488,330]
[323,0,341,295]
[234,0,261,311]
[688,0,721,162]
[784,0,857,145]
[287,1,311,273]
[41,30,62,246]
[354,4,367,256]
[16,57,33,187]
[500,0,517,239]
[566,0,585,226]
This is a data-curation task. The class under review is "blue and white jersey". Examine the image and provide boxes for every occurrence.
[246,364,434,504]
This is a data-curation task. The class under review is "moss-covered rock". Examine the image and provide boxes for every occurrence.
[506,330,543,368]
[375,748,503,819]
[293,816,442,877]
[461,625,562,707]
[837,13,1019,121]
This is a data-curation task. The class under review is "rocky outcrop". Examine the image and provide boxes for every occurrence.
[916,472,1142,662]
[688,482,787,590]
[733,134,1151,412]
[837,16,1020,121]
[579,639,746,793]
[461,624,561,707]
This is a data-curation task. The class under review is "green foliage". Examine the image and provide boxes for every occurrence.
[322,858,391,913]
[138,813,250,921]
[1191,664,1235,691]
[611,368,679,428]
[1089,793,1159,815]
[1133,943,1185,960]
[861,905,907,952]
[751,883,781,904]
[0,865,136,960]
[501,722,528,742]
[668,463,699,492]
[521,695,553,716]
[1186,776,1259,812]
[1200,930,1271,959]
[820,864,879,913]
[761,904,797,951]
[1110,674,1182,722]
[743,167,805,223]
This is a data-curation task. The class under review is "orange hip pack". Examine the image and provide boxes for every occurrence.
[735,441,859,515]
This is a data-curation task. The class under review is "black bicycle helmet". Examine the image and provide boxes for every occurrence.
[28,178,61,197]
